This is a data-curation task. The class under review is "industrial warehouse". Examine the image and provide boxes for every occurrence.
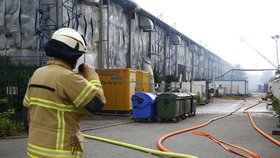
[0,0,279,158]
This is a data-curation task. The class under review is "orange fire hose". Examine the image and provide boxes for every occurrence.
[157,100,280,158]
[157,119,211,152]
[193,131,260,158]
[157,114,240,152]
[157,102,245,152]
[243,100,280,147]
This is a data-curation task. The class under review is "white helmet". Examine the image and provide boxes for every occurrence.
[45,28,87,67]
[51,28,86,53]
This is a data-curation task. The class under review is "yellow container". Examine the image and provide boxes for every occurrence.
[96,68,136,111]
[136,70,150,92]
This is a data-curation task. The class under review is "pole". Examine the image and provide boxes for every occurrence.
[128,11,132,68]
[230,70,233,95]
[190,43,196,93]
[163,32,168,79]
[98,0,104,68]
[271,35,279,68]
[241,37,277,68]
[276,38,279,68]
[106,0,110,68]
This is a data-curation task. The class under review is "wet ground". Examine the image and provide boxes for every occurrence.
[0,93,279,158]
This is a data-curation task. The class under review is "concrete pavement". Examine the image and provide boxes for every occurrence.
[0,98,279,158]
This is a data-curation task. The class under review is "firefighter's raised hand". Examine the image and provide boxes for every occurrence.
[78,63,100,81]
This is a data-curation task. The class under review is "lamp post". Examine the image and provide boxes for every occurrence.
[189,44,197,93]
[271,35,279,68]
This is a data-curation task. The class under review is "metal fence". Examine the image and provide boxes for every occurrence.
[0,65,37,123]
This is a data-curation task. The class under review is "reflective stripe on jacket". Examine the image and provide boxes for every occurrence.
[24,59,104,158]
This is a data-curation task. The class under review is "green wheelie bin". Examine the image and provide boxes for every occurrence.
[156,92,191,122]
[187,93,197,116]
[184,93,192,117]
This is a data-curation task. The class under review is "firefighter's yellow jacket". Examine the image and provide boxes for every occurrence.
[23,59,105,158]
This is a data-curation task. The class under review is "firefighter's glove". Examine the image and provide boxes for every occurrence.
[79,63,100,81]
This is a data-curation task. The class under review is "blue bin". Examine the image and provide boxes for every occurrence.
[131,92,156,119]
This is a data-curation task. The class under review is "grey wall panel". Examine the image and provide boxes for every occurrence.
[0,0,4,33]
[177,41,189,80]
[150,31,156,68]
[186,46,192,80]
[215,61,219,79]
[84,5,94,53]
[77,3,99,67]
[77,5,86,37]
[199,55,205,79]
[131,30,143,68]
[137,32,150,68]
[210,56,214,79]
[21,0,37,50]
[192,51,198,79]
[0,0,5,52]
[131,14,150,69]
[204,55,209,79]
[5,0,21,49]
[91,7,99,43]
[86,6,99,67]
[109,3,129,68]
[6,49,22,63]
[177,40,186,65]
[22,49,39,65]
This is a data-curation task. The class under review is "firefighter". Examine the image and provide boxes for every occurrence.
[23,27,106,158]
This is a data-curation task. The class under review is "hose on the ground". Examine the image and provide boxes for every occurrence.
[83,134,198,158]
[193,131,260,158]
[157,101,245,152]
[82,98,279,158]
[157,101,261,158]
[243,100,280,147]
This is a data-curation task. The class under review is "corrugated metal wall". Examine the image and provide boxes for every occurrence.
[131,14,149,69]
[0,0,233,81]
[108,3,129,68]
[76,3,99,67]
[0,0,38,64]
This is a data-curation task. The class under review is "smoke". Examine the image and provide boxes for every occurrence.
[260,71,273,83]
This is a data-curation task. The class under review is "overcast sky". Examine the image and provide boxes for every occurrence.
[134,0,280,74]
